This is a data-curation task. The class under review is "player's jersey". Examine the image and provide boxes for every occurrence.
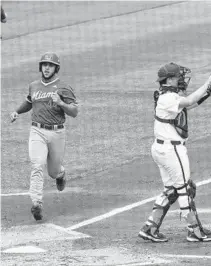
[26,78,77,125]
[154,92,187,141]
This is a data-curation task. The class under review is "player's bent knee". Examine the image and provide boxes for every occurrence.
[48,169,65,179]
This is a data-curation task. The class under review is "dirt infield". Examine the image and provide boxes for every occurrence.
[1,1,211,265]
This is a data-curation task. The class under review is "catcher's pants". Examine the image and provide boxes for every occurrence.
[29,126,65,205]
[145,140,197,228]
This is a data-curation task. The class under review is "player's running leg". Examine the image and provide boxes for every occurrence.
[47,129,66,191]
[29,126,48,220]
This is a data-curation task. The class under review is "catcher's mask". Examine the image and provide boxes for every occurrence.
[178,65,191,91]
[156,62,191,93]
[39,52,60,73]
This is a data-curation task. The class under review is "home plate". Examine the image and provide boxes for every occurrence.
[1,223,90,249]
[2,246,46,254]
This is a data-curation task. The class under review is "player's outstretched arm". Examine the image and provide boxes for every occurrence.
[10,100,32,123]
[179,76,211,109]
[187,91,210,110]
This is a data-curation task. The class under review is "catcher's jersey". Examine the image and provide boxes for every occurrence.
[154,92,187,141]
[26,78,77,125]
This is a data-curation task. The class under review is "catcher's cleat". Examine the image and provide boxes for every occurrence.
[187,226,211,242]
[202,227,211,235]
[56,175,66,191]
[31,204,43,221]
[138,225,168,243]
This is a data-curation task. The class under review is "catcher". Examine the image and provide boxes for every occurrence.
[138,62,211,242]
[10,52,79,221]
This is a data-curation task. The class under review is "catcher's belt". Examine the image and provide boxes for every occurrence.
[156,139,186,146]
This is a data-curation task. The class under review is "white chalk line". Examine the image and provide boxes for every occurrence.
[45,223,91,239]
[1,178,211,232]
[163,254,211,260]
[68,178,211,230]
[169,208,211,214]
[106,259,171,266]
[0,186,84,197]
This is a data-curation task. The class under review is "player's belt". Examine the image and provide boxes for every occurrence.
[156,139,185,146]
[32,122,64,130]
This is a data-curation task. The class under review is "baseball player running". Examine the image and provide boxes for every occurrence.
[138,62,211,242]
[10,52,78,221]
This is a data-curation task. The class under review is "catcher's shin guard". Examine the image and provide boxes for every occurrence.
[177,180,206,239]
[146,187,178,230]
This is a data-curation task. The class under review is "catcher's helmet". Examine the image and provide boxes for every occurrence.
[156,62,180,82]
[39,52,60,73]
[157,62,191,91]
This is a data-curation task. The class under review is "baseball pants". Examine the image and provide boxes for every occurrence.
[28,126,65,205]
[145,140,197,228]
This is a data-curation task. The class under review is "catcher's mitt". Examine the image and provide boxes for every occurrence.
[57,88,76,104]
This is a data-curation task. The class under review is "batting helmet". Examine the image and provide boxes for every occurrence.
[39,52,60,73]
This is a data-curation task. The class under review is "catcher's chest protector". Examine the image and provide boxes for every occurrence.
[173,108,188,139]
[154,91,188,139]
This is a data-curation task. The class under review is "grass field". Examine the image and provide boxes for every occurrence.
[1,1,211,266]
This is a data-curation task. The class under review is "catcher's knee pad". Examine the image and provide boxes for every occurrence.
[177,180,196,208]
[187,179,196,198]
[147,187,178,228]
[164,186,179,204]
[177,179,196,198]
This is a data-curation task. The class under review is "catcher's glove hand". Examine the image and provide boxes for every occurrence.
[207,83,211,96]
[57,88,76,104]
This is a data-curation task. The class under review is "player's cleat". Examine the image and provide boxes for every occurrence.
[187,226,211,242]
[138,225,168,243]
[56,175,66,191]
[202,227,211,235]
[31,204,43,221]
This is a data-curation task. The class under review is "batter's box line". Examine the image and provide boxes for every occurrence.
[45,223,91,238]
[163,254,211,260]
[169,208,211,214]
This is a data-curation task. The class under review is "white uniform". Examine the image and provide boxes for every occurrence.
[138,65,211,241]
[152,92,190,188]
[146,91,197,230]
